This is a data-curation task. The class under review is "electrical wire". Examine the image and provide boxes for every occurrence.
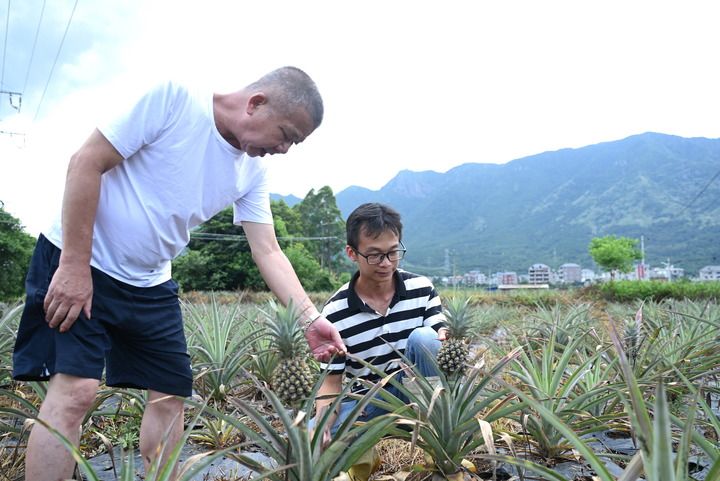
[1,0,9,92]
[682,166,720,211]
[190,232,339,242]
[22,0,46,99]
[32,0,78,123]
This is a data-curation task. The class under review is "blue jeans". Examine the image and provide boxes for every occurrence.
[311,326,441,436]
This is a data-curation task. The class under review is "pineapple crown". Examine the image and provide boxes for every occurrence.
[443,294,477,339]
[262,300,307,358]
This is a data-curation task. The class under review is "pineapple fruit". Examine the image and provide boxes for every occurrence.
[437,294,476,376]
[263,300,316,406]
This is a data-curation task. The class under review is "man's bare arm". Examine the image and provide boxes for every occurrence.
[45,129,124,332]
[242,221,346,360]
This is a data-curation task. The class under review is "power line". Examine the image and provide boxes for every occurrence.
[32,0,78,123]
[22,0,46,100]
[682,165,720,212]
[1,0,9,92]
[190,232,339,242]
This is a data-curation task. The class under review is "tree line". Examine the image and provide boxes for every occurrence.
[0,189,652,302]
[172,186,351,293]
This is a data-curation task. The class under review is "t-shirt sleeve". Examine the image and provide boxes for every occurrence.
[98,81,180,159]
[424,285,447,331]
[233,161,274,225]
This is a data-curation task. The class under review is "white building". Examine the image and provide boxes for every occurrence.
[649,265,685,281]
[699,265,720,281]
[493,271,518,285]
[581,269,596,282]
[528,263,550,285]
[559,263,582,284]
[463,270,488,286]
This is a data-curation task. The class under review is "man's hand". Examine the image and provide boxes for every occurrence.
[321,425,332,450]
[44,262,93,333]
[305,317,346,362]
[309,404,335,451]
[437,327,449,342]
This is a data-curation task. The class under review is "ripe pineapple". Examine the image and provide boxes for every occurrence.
[436,294,476,376]
[263,300,316,406]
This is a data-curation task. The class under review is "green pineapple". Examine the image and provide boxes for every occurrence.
[437,294,477,376]
[623,305,644,366]
[263,300,316,406]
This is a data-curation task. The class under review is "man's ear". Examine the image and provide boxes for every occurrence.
[247,93,267,114]
[345,245,356,261]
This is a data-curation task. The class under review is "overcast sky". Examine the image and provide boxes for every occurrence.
[1,0,719,235]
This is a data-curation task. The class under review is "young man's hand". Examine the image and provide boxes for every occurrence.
[305,317,346,362]
[437,327,448,341]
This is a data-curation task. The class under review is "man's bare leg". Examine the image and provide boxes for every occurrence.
[139,390,184,480]
[25,373,99,481]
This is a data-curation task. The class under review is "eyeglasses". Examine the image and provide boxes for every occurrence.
[352,241,406,265]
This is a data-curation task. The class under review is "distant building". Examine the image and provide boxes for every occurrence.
[581,269,596,282]
[463,270,487,285]
[441,275,464,287]
[699,265,720,281]
[559,263,582,284]
[649,265,684,281]
[528,263,550,285]
[495,271,518,285]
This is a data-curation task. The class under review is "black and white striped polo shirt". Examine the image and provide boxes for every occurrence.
[320,269,446,389]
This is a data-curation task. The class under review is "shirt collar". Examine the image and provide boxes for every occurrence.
[347,269,407,312]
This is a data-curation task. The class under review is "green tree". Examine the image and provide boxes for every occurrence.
[0,204,36,301]
[274,199,339,291]
[173,200,344,292]
[173,208,264,291]
[294,186,345,272]
[588,235,642,280]
[271,199,304,237]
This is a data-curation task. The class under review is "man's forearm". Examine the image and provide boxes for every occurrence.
[60,155,103,266]
[254,249,319,319]
[59,130,124,267]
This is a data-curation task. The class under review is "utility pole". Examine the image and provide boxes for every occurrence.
[1,90,26,142]
[639,235,646,280]
[662,258,672,282]
[1,90,23,112]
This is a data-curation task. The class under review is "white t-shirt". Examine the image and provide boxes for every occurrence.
[44,81,274,287]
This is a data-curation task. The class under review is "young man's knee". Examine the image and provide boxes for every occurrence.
[408,326,441,349]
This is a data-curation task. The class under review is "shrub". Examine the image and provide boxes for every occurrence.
[594,280,720,302]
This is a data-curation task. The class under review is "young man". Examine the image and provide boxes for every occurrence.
[12,66,345,481]
[315,202,447,444]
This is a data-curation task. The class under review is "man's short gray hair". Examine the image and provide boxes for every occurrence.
[247,66,324,128]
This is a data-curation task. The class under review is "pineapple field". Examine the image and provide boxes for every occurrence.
[0,289,719,481]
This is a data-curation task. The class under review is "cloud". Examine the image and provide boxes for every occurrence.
[2,0,720,235]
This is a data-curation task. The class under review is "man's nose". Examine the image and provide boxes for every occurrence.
[275,142,291,154]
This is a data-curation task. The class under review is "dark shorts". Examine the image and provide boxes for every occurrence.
[12,235,193,397]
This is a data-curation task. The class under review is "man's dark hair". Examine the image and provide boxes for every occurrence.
[346,203,403,248]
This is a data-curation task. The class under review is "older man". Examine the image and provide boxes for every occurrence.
[13,66,345,480]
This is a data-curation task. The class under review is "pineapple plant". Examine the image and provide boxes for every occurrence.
[436,294,477,376]
[623,304,644,367]
[262,300,316,406]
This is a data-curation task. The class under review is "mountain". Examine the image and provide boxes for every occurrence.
[270,193,302,207]
[333,133,720,275]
